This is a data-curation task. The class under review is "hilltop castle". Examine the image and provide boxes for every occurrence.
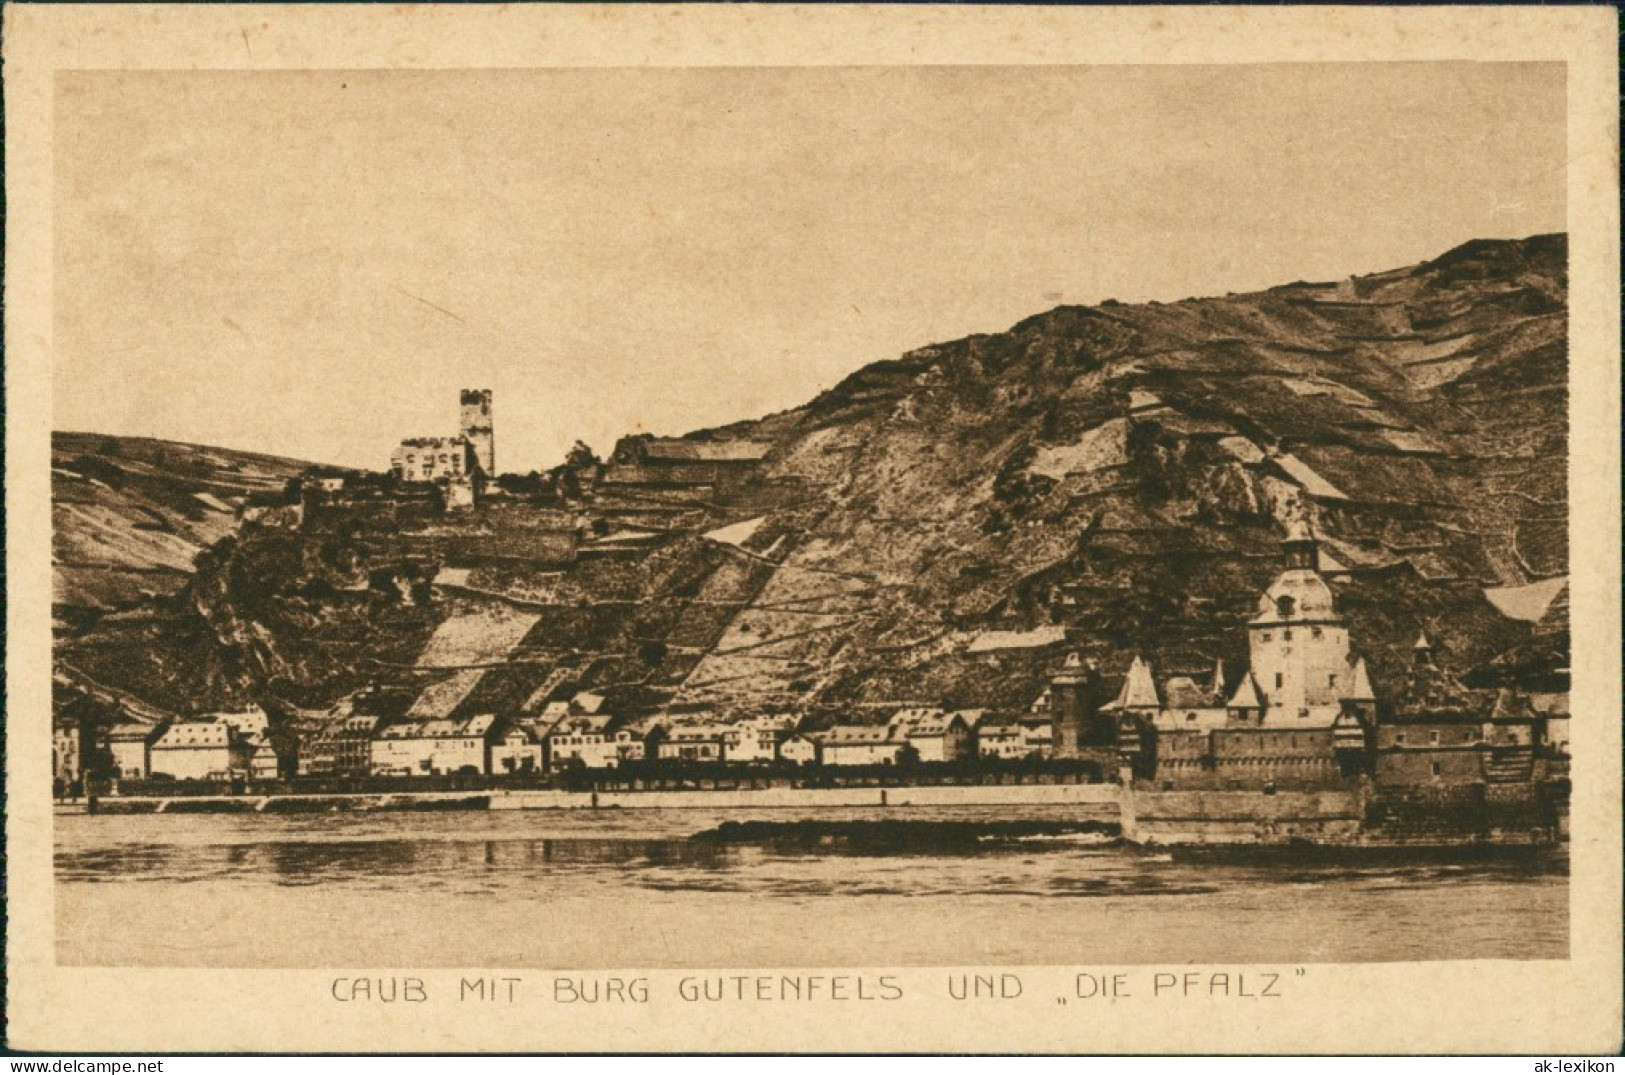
[390,390,495,501]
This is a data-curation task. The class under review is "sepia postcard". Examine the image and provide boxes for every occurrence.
[5,3,1620,1055]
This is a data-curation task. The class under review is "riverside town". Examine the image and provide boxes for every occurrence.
[56,304,1570,849]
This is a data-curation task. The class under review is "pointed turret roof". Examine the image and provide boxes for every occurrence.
[1411,631,1438,672]
[1052,650,1095,685]
[1163,677,1212,710]
[1489,689,1535,722]
[1113,656,1161,710]
[1318,548,1350,575]
[1208,658,1226,699]
[1396,641,1479,719]
[1226,672,1264,710]
[1346,658,1376,703]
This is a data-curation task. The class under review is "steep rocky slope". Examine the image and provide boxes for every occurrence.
[52,433,312,626]
[693,233,1569,715]
[54,235,1567,725]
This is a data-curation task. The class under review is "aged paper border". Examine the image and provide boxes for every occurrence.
[6,4,1620,1054]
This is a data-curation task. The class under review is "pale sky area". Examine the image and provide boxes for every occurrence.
[54,63,1565,471]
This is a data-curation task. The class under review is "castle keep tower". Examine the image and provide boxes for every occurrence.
[460,389,495,477]
[1049,653,1108,757]
[1245,521,1353,726]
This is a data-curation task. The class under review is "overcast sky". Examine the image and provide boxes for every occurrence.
[54,63,1565,470]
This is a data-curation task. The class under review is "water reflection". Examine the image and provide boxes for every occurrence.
[57,835,737,887]
[56,829,1564,905]
[54,811,1569,966]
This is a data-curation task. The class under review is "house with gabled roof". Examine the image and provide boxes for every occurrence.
[604,435,772,486]
[248,735,288,780]
[151,719,255,781]
[816,708,973,766]
[300,711,385,776]
[656,724,732,763]
[1529,691,1569,757]
[778,734,819,765]
[542,713,619,770]
[892,708,974,763]
[370,713,500,776]
[721,713,799,764]
[490,722,545,775]
[971,711,1056,761]
[207,705,270,739]
[816,722,906,767]
[106,720,170,780]
[298,686,414,776]
[975,716,1024,760]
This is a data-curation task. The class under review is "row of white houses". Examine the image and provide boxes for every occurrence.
[355,703,1064,777]
[63,700,1061,784]
[357,705,1040,778]
[73,708,284,784]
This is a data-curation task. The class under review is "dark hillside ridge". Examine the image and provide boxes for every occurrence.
[52,432,315,625]
[54,235,1567,729]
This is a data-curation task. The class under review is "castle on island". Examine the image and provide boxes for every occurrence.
[1045,521,1556,798]
[1048,520,1377,784]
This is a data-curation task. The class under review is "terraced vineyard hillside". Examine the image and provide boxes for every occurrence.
[54,234,1568,728]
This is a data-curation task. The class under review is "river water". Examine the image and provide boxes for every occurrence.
[55,807,1567,967]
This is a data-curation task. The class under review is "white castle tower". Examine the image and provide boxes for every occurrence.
[1243,515,1353,726]
[459,389,495,477]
